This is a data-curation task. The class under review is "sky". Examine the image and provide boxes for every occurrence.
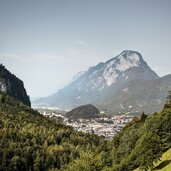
[0,0,171,98]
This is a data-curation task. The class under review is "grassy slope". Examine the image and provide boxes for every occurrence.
[134,148,171,171]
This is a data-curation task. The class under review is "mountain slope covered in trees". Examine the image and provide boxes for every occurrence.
[0,94,112,171]
[1,91,171,170]
[66,104,100,119]
[134,148,171,171]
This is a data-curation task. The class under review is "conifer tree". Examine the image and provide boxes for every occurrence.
[164,90,171,109]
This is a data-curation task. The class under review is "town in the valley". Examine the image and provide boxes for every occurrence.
[36,108,134,140]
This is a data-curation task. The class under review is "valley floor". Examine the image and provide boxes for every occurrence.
[39,109,133,140]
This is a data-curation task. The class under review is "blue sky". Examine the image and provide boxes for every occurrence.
[0,0,171,97]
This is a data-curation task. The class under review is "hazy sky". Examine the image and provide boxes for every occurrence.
[0,0,171,98]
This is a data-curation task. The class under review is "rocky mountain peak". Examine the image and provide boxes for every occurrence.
[100,50,158,86]
[105,50,144,72]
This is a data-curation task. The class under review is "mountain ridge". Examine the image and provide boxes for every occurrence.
[0,64,31,106]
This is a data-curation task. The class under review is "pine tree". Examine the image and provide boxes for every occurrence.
[164,90,171,109]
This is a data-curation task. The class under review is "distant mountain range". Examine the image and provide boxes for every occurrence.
[34,50,171,114]
[0,64,31,106]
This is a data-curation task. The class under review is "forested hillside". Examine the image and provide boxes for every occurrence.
[108,108,171,170]
[134,148,171,171]
[0,94,112,171]
[66,104,100,119]
[0,92,171,170]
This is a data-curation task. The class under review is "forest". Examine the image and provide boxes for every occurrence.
[0,93,171,171]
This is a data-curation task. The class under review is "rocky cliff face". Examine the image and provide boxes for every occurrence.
[0,64,31,106]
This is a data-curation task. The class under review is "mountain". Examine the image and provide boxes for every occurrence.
[0,64,31,106]
[66,104,100,119]
[34,50,171,114]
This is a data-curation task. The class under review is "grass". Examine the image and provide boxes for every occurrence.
[134,148,171,171]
